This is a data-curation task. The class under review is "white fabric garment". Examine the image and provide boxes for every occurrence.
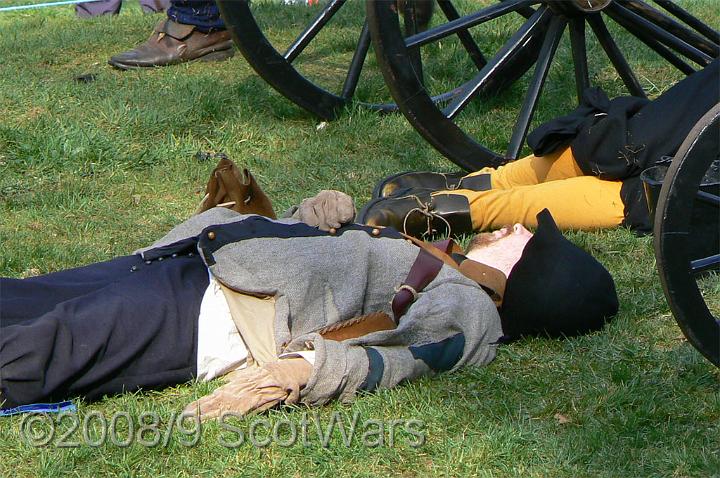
[196,271,314,381]
[196,272,248,381]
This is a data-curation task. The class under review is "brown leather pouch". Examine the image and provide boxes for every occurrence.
[317,312,397,341]
[196,156,276,218]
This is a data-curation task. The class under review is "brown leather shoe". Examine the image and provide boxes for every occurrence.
[108,19,234,70]
[358,189,473,238]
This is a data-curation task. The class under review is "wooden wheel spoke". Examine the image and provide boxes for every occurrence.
[691,254,720,274]
[341,20,372,100]
[587,14,646,97]
[696,190,720,207]
[443,6,550,120]
[652,0,720,44]
[689,185,719,274]
[365,0,716,174]
[436,0,487,70]
[283,0,347,63]
[608,2,713,66]
[507,15,566,160]
[604,7,695,75]
[405,0,536,49]
[569,17,590,102]
[621,0,719,57]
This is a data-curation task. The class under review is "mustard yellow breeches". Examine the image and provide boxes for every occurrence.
[432,147,626,231]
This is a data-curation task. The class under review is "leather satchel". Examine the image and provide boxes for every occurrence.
[196,156,276,218]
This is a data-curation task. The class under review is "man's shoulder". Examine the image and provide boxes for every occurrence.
[137,208,295,255]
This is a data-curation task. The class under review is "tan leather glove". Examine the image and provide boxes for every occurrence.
[183,358,313,421]
[291,190,356,231]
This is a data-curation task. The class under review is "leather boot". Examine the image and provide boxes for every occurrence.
[358,189,473,238]
[373,171,492,198]
[108,19,234,70]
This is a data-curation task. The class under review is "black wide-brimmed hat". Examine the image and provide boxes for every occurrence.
[500,209,619,340]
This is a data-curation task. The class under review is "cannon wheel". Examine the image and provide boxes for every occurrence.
[216,0,540,121]
[368,0,720,171]
[655,104,720,367]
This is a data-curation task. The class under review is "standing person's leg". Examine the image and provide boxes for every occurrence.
[75,0,122,17]
[140,0,170,13]
[0,254,208,409]
[76,0,168,16]
[166,0,224,32]
[108,0,234,70]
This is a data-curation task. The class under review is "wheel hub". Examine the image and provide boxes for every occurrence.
[573,0,613,12]
[546,0,613,16]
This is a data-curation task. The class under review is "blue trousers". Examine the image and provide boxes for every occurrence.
[0,252,208,408]
[167,0,225,32]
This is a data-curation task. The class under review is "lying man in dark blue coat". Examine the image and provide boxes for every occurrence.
[0,168,618,419]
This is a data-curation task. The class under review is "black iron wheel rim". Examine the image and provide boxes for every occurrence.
[217,0,350,120]
[655,103,720,368]
[217,0,511,120]
[367,0,720,171]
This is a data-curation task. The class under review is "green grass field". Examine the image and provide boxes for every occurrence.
[0,1,718,476]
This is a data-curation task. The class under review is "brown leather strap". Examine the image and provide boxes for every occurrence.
[458,260,505,307]
[401,234,462,268]
[318,236,504,339]
[391,240,451,322]
[155,18,196,40]
[400,233,506,307]
[430,238,458,256]
[317,242,456,338]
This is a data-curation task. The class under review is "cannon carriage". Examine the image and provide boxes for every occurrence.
[216,0,719,366]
